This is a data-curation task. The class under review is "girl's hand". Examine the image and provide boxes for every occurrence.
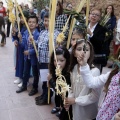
[115,112,120,120]
[64,104,70,111]
[64,97,75,106]
[77,52,87,66]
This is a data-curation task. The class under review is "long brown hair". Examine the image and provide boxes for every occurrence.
[57,1,63,15]
[104,47,120,92]
[105,5,115,17]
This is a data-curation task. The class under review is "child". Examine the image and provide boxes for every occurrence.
[69,28,86,53]
[13,12,28,86]
[65,39,100,120]
[79,47,120,120]
[16,15,40,96]
[35,12,59,105]
[48,46,72,120]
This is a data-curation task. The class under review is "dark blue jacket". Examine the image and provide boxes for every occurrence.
[21,28,40,65]
[106,15,116,31]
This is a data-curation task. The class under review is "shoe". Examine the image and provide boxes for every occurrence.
[56,111,61,118]
[36,99,50,105]
[18,82,29,88]
[29,88,38,96]
[14,78,22,84]
[35,94,44,101]
[18,82,22,88]
[51,107,60,114]
[16,86,27,93]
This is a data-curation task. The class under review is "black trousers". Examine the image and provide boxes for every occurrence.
[23,59,39,89]
[0,25,6,44]
[7,20,11,37]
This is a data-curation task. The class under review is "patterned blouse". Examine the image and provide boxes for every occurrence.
[97,71,120,120]
[55,14,67,32]
[38,29,59,63]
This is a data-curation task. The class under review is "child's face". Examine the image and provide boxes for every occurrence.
[20,17,25,24]
[43,17,49,29]
[75,42,90,61]
[71,34,83,47]
[54,54,66,71]
[28,18,38,30]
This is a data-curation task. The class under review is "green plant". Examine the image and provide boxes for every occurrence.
[31,0,50,14]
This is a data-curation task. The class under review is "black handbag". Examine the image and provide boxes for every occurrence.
[94,54,107,65]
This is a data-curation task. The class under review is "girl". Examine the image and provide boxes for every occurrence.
[48,46,72,120]
[105,5,116,48]
[79,46,120,120]
[65,39,100,120]
[69,28,86,53]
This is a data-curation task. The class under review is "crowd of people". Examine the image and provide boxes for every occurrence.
[0,1,120,120]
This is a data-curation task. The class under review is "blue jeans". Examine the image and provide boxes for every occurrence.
[23,59,39,89]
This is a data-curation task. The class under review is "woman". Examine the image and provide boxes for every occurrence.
[87,8,108,71]
[104,5,116,55]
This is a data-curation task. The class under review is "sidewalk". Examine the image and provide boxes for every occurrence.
[0,37,58,120]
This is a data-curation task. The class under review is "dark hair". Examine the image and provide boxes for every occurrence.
[19,11,29,19]
[49,46,70,80]
[27,15,38,23]
[72,28,86,39]
[105,5,115,17]
[44,12,49,18]
[70,40,94,72]
[104,47,120,92]
[57,1,63,15]
[0,2,3,4]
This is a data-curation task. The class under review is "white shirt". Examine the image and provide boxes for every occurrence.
[80,64,110,89]
[87,23,98,38]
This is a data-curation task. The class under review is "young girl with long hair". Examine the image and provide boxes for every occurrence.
[65,39,100,120]
[48,46,72,120]
[79,46,120,120]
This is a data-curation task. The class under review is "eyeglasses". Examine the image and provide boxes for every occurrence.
[90,13,100,17]
[67,6,72,9]
[76,39,85,42]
